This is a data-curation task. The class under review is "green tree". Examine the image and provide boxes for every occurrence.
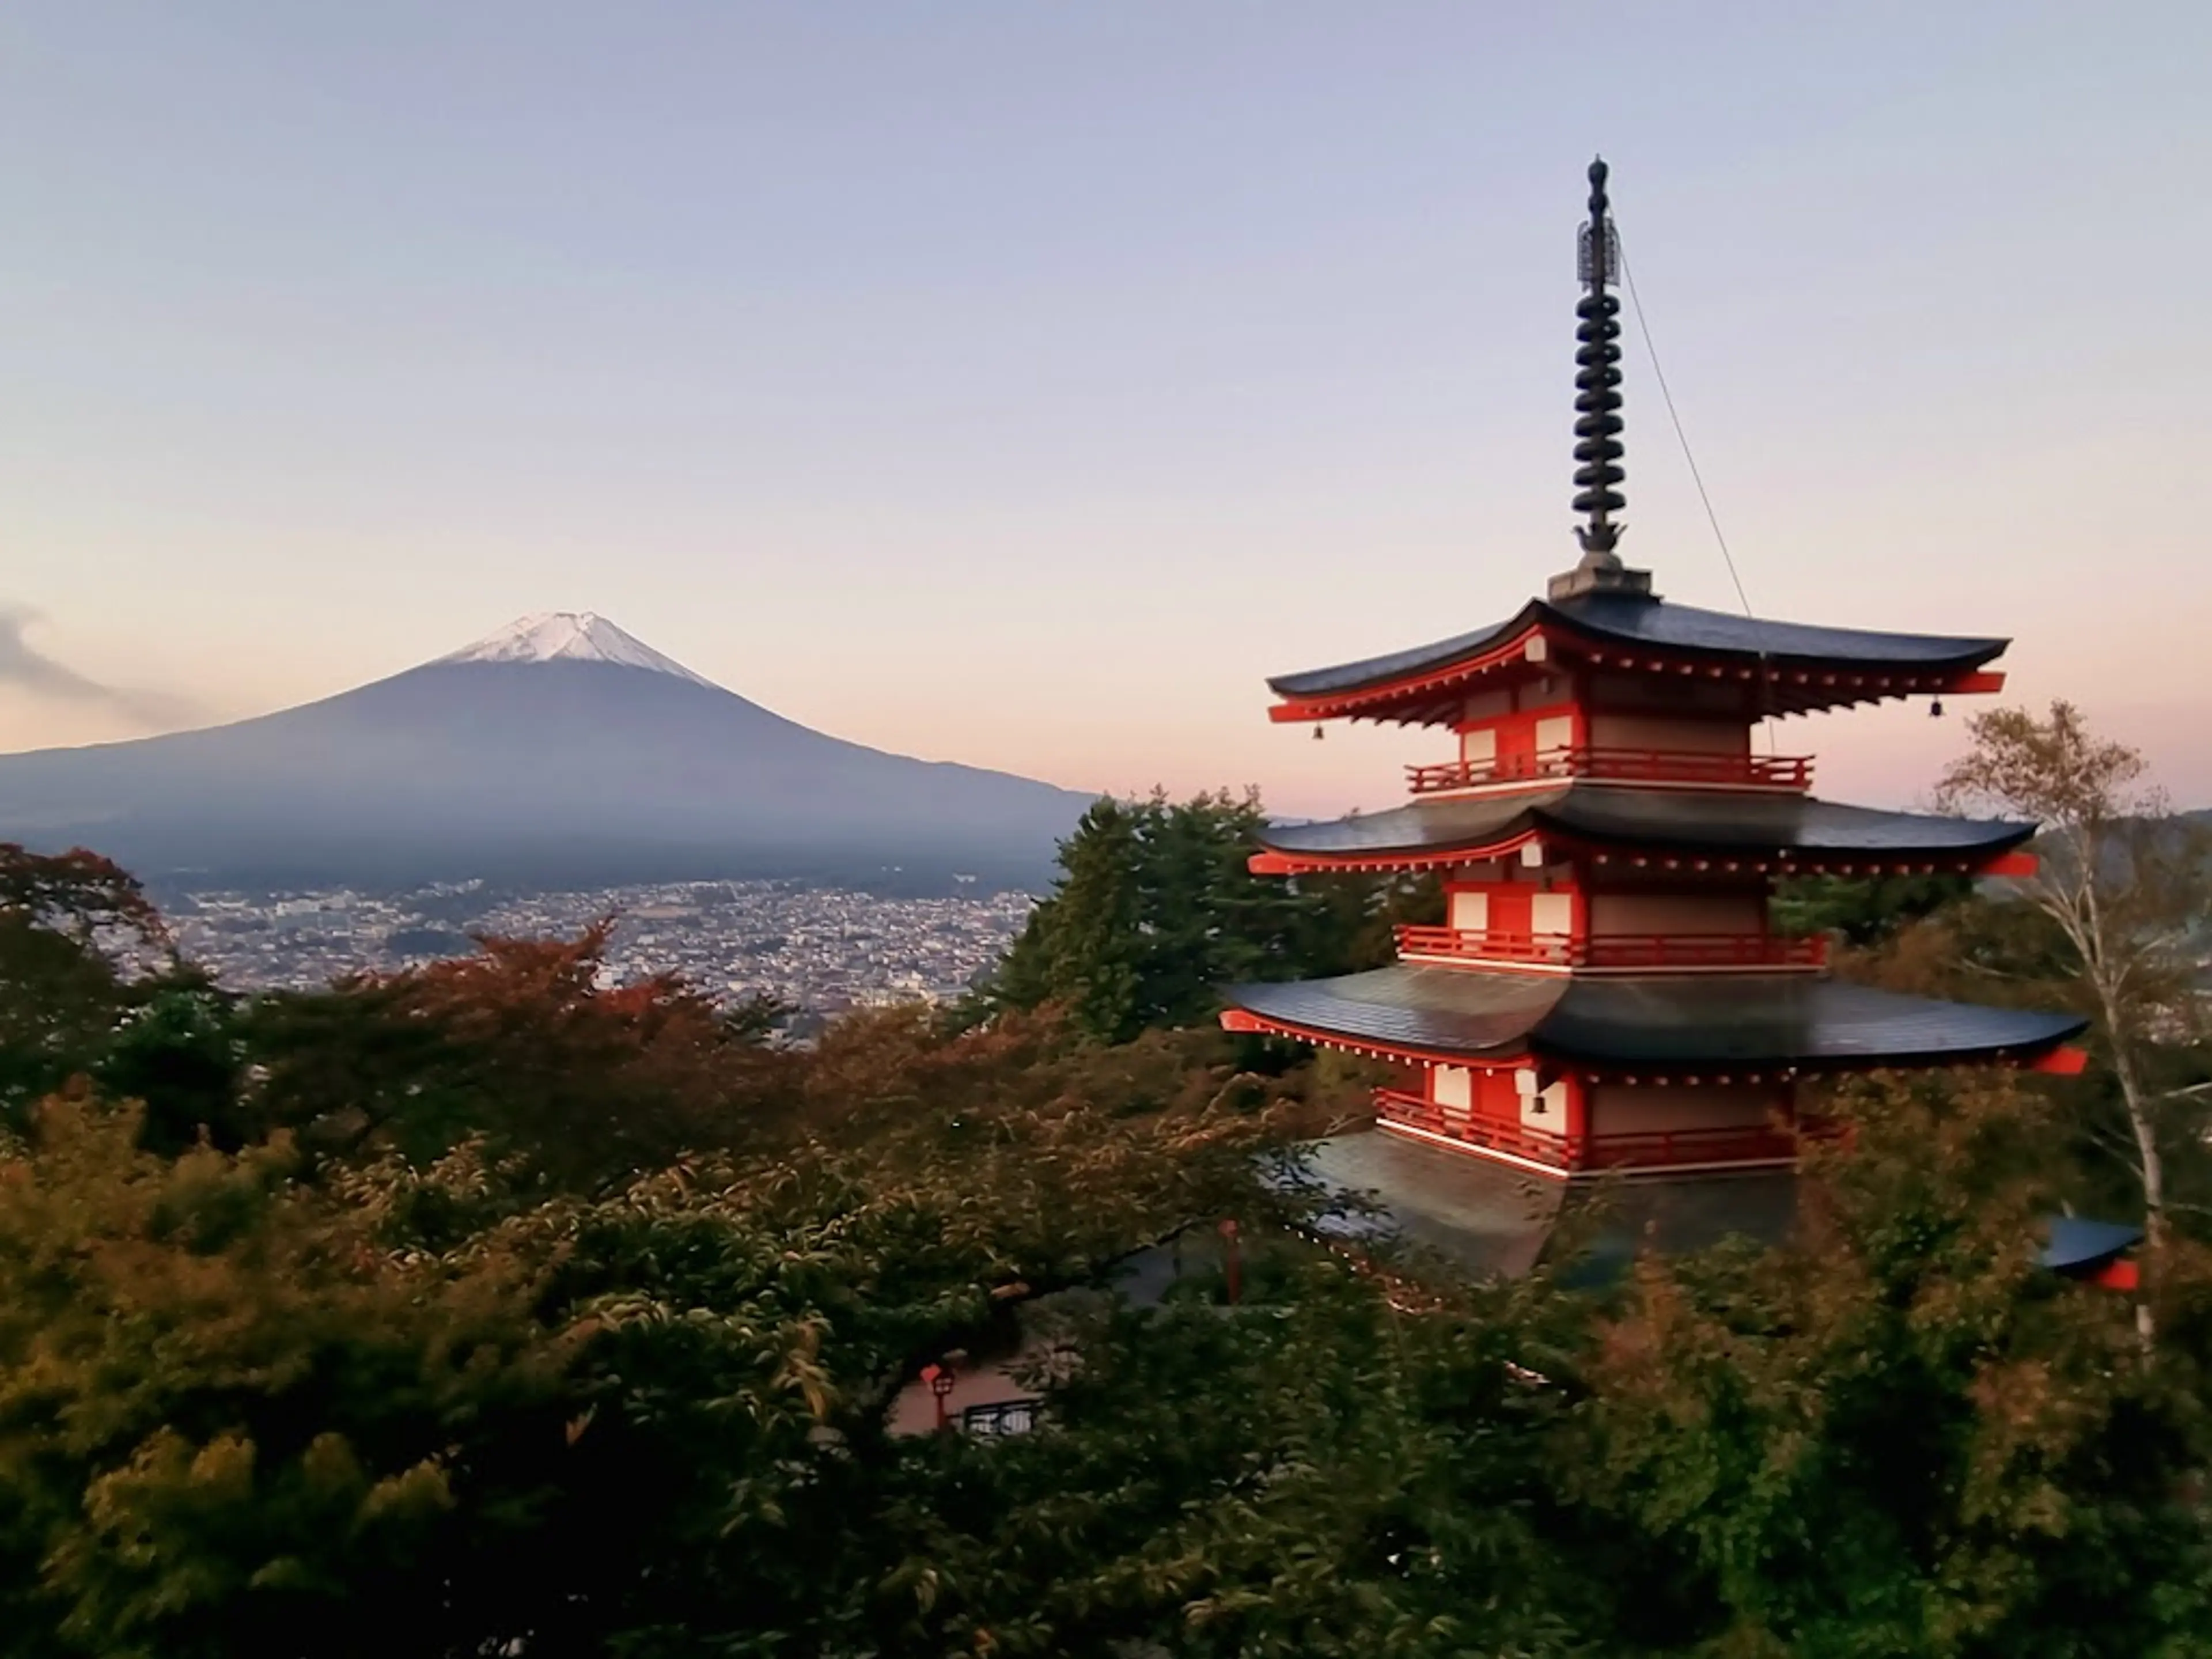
[845,1263,1589,1659]
[0,979,1335,1657]
[984,790,1435,1044]
[95,979,251,1156]
[0,844,228,1146]
[1567,1071,2212,1658]
[1771,872,1973,946]
[0,1096,589,1659]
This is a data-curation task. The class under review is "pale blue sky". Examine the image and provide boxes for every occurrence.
[3,3,2206,815]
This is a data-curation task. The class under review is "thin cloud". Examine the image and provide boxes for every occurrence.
[0,604,200,728]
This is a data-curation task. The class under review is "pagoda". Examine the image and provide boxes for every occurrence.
[1222,160,2088,1187]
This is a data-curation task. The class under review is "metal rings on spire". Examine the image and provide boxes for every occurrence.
[1573,157,1626,555]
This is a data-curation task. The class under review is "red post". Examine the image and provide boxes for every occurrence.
[1219,1218,1242,1305]
[2089,1257,2141,1292]
[921,1363,955,1433]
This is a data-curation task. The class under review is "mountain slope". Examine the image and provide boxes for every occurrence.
[0,615,1093,889]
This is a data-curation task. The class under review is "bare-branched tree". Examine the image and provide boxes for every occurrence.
[1937,702,2211,1333]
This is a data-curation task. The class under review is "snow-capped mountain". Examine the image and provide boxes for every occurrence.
[0,614,1092,889]
[435,612,717,685]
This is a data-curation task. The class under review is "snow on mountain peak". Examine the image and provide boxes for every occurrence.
[436,612,717,686]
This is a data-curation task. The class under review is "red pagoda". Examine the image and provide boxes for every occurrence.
[1222,160,2087,1190]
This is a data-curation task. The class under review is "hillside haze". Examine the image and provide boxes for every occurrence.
[0,613,1092,890]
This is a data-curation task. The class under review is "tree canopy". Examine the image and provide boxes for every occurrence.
[981,789,1437,1044]
[3,766,2211,1659]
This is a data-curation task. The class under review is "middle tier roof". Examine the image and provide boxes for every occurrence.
[1224,966,2086,1071]
[1252,785,2034,874]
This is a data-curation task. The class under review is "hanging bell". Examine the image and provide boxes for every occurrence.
[1929,698,1944,719]
[1312,725,1324,741]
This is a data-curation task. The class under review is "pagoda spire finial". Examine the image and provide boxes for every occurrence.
[1550,155,1655,603]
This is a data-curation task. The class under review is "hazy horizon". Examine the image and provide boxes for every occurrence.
[4,4,2207,819]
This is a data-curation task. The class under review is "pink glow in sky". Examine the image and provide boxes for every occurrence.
[2,5,2207,819]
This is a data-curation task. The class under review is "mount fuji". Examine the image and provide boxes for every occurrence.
[0,613,1093,890]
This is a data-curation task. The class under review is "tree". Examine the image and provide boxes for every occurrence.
[984,790,1437,1044]
[1771,872,1974,947]
[241,923,801,1190]
[844,1264,1589,1658]
[0,1013,1320,1656]
[1566,1071,2212,1657]
[0,844,203,1142]
[94,979,251,1156]
[1935,703,2212,1276]
[0,1096,590,1659]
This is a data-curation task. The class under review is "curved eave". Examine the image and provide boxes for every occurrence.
[1222,967,2088,1074]
[1249,790,2039,878]
[1266,599,2010,727]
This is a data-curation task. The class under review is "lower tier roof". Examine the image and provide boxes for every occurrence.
[1225,965,2086,1070]
[1281,1131,1798,1281]
[1257,786,2032,868]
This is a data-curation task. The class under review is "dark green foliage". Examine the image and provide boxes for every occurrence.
[1771,872,1973,946]
[841,1266,1592,1658]
[983,789,1438,1043]
[0,843,217,1144]
[6,840,2212,1657]
[95,979,251,1154]
[1568,1073,2212,1658]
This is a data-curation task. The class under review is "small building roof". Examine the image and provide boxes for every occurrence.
[2039,1215,2145,1273]
[1256,786,2032,870]
[1267,593,2008,719]
[1225,965,2086,1070]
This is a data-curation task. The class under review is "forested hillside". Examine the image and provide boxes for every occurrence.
[2,708,2209,1657]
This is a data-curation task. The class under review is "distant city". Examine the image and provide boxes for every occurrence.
[165,878,1039,1018]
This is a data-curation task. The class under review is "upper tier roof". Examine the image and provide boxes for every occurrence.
[1268,591,2008,705]
[1225,965,2085,1071]
[1254,786,2033,872]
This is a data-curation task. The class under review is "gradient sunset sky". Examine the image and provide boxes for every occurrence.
[3,3,2206,820]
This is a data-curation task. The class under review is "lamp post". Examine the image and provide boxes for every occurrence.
[921,1362,956,1433]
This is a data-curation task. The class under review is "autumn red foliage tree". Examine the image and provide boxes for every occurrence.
[241,921,801,1190]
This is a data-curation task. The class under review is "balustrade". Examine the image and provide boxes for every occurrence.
[1405,745,1811,794]
[1393,925,1827,970]
[1374,1088,1817,1171]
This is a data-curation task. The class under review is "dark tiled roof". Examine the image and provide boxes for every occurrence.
[1270,616,1529,699]
[1268,593,2008,699]
[1258,787,2033,861]
[1225,965,2086,1067]
[1287,1131,1797,1281]
[2039,1216,2145,1273]
[1234,964,1566,1053]
[1556,592,2008,666]
[1289,1134,1563,1278]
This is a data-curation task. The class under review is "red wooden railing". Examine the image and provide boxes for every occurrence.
[1393,926,1827,970]
[1375,1088,1815,1171]
[1375,1090,1574,1164]
[1404,746,1812,794]
[1394,926,1575,965]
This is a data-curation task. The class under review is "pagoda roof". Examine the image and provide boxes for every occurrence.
[1255,786,2033,873]
[1224,965,2086,1071]
[1267,592,2008,719]
[1282,1131,1797,1281]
